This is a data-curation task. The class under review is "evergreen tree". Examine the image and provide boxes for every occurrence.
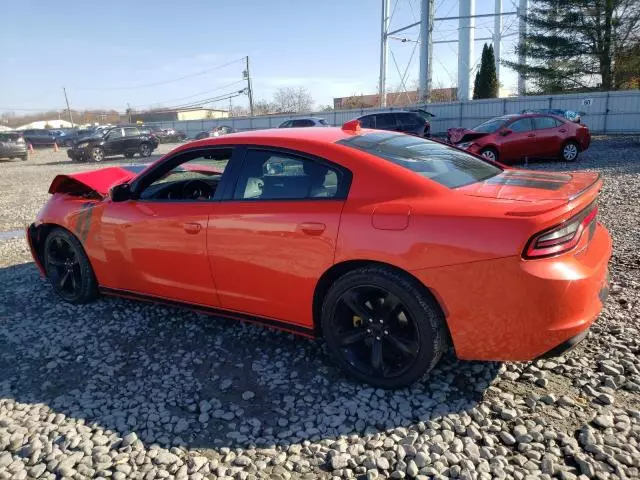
[504,0,640,93]
[473,44,499,99]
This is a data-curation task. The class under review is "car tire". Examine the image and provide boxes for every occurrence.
[480,147,499,162]
[43,228,98,304]
[90,147,105,162]
[20,154,28,161]
[560,140,579,162]
[139,143,152,157]
[321,266,448,389]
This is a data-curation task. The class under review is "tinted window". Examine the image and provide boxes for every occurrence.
[533,116,560,130]
[318,119,329,126]
[338,133,502,189]
[473,118,508,133]
[233,150,343,200]
[124,127,140,137]
[359,116,374,128]
[508,118,534,132]
[397,113,422,127]
[292,119,315,127]
[375,114,396,129]
[107,128,123,139]
[279,121,292,128]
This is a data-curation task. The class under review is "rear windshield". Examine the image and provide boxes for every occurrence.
[338,133,502,188]
[319,119,329,125]
[0,133,21,141]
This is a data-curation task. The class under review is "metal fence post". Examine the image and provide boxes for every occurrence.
[459,101,464,126]
[503,98,507,115]
[548,97,553,109]
[603,91,610,135]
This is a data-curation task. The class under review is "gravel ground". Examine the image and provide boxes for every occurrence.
[1,138,639,480]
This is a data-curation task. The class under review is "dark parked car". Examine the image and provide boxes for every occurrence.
[0,132,28,160]
[67,126,158,162]
[21,129,57,147]
[278,117,330,128]
[357,111,431,137]
[194,125,236,140]
[521,109,582,123]
[162,128,187,142]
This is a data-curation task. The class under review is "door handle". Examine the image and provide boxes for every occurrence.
[559,128,567,133]
[183,222,202,234]
[299,222,326,235]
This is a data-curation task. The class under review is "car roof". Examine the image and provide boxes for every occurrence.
[191,126,352,145]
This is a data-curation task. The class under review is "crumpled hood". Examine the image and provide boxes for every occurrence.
[447,127,490,144]
[48,165,147,197]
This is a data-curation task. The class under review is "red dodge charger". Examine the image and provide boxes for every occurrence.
[27,122,610,388]
[448,113,591,163]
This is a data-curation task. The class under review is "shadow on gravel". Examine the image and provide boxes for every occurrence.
[0,262,500,452]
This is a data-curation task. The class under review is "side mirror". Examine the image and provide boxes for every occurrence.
[111,183,132,202]
[500,128,512,136]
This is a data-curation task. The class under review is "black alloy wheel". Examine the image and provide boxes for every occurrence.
[44,228,98,303]
[322,266,447,388]
[139,143,152,157]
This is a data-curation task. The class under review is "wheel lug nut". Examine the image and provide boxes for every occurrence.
[366,329,371,333]
[379,319,383,324]
[368,318,373,323]
[376,336,381,340]
[384,330,389,335]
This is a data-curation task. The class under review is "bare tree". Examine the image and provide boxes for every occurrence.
[272,87,314,113]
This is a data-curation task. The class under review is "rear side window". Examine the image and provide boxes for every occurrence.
[124,127,140,136]
[397,113,422,127]
[359,116,374,128]
[508,118,534,132]
[338,133,502,188]
[233,150,346,200]
[292,119,315,127]
[533,116,560,130]
[318,119,329,126]
[375,114,396,129]
[279,121,292,128]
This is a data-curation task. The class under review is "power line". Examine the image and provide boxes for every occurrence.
[73,57,246,91]
[130,80,246,109]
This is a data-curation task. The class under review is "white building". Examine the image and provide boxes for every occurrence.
[16,120,74,130]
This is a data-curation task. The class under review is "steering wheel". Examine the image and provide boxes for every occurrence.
[181,179,213,200]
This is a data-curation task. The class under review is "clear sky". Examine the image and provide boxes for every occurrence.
[0,0,521,114]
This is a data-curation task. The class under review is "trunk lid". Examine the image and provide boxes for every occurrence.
[458,169,601,202]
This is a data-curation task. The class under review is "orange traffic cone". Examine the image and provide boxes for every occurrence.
[53,142,59,152]
[28,143,34,154]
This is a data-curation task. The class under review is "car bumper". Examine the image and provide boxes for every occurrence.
[67,147,90,160]
[26,223,46,276]
[0,146,28,157]
[413,223,612,361]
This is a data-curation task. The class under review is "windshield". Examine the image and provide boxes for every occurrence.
[473,117,507,133]
[338,133,502,188]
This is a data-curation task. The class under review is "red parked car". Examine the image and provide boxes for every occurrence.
[447,113,591,163]
[27,123,611,388]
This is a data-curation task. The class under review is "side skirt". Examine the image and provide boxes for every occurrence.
[99,287,317,338]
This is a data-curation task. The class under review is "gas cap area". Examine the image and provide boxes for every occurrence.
[371,204,411,230]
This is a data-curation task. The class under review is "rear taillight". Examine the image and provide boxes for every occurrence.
[524,203,598,259]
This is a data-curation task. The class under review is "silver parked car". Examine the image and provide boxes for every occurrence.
[0,132,28,161]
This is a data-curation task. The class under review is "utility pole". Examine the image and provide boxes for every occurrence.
[418,0,434,104]
[457,1,475,101]
[244,56,254,116]
[494,0,502,88]
[127,102,132,124]
[63,87,73,126]
[517,0,528,95]
[378,0,390,107]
